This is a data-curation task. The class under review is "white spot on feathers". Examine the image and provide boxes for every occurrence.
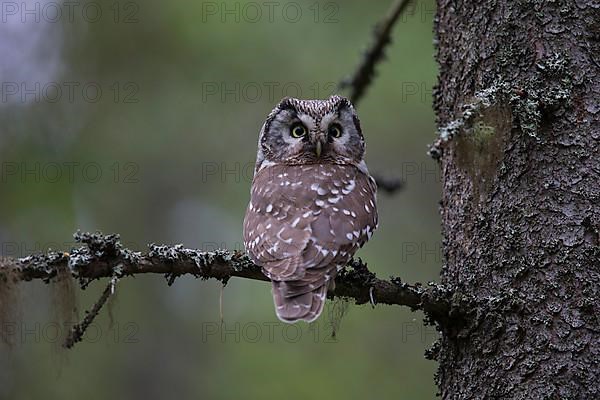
[342,180,356,194]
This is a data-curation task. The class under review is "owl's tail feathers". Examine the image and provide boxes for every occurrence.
[271,281,328,323]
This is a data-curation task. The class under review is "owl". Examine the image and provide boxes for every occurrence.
[243,95,378,323]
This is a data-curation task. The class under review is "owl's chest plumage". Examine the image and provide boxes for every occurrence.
[243,163,378,282]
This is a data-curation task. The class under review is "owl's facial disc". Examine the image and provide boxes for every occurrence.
[260,96,364,166]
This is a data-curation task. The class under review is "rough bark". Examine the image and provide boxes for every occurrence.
[432,1,600,399]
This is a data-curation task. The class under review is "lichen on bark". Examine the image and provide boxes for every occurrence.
[433,0,600,398]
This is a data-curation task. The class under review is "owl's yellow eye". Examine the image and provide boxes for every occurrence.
[290,123,307,138]
[328,124,343,138]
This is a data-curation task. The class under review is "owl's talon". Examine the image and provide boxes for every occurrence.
[369,287,376,308]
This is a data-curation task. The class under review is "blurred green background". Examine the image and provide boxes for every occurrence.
[0,0,440,398]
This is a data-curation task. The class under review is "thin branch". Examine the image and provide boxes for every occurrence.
[339,0,413,105]
[373,174,404,194]
[337,0,413,191]
[1,232,454,335]
[63,278,116,349]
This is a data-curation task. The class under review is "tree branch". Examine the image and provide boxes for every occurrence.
[1,232,454,343]
[372,174,404,194]
[339,0,413,105]
[63,277,116,349]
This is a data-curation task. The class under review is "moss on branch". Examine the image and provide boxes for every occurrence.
[1,231,458,347]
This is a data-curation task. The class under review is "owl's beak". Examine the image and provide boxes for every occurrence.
[314,132,327,158]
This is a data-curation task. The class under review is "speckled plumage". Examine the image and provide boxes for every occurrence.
[243,95,378,323]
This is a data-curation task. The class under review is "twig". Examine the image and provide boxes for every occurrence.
[373,174,404,194]
[63,277,115,349]
[1,232,455,331]
[339,0,413,105]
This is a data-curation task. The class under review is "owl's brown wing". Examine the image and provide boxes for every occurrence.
[243,163,377,322]
[277,166,378,298]
[243,165,332,281]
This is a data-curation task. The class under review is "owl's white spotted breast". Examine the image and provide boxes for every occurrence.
[243,163,378,286]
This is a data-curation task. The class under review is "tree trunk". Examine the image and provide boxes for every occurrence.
[433,1,600,398]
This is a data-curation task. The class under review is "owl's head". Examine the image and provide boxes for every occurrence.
[256,95,365,170]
